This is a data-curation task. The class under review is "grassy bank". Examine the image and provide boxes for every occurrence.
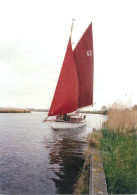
[100,128,137,194]
[0,108,31,113]
[100,104,137,194]
[73,131,102,194]
[74,103,137,194]
[73,148,91,194]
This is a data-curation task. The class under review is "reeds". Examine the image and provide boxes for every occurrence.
[74,101,137,194]
[100,101,137,193]
[105,102,137,133]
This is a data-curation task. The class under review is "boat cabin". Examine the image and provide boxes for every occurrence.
[56,114,86,122]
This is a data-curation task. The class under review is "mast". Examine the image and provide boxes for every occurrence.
[71,19,75,38]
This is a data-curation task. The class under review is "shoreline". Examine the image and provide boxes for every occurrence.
[0,108,106,114]
[0,108,31,113]
[74,105,137,194]
[79,110,107,115]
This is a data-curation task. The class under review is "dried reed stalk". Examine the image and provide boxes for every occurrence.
[106,102,137,133]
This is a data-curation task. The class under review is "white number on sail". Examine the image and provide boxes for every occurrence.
[87,50,92,56]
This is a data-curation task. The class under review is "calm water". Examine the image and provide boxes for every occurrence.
[0,112,107,194]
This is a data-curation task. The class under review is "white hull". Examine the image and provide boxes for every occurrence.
[46,120,86,130]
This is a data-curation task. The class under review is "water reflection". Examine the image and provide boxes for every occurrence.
[44,128,86,194]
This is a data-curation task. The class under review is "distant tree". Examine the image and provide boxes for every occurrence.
[101,106,107,110]
[132,104,137,111]
[101,106,108,115]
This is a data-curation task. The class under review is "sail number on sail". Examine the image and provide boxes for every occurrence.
[87,50,92,56]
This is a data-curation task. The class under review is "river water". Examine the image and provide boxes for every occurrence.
[0,112,107,194]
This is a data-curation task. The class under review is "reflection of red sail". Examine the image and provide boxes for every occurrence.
[73,23,94,108]
[48,37,78,116]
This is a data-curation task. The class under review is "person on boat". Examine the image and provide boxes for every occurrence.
[63,114,70,121]
[63,114,67,121]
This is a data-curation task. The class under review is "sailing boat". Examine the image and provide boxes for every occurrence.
[44,22,94,129]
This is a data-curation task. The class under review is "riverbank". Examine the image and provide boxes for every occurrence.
[0,107,105,114]
[0,108,31,113]
[74,103,137,194]
[79,110,107,115]
[99,128,137,194]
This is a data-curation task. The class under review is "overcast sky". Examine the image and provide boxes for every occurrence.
[0,0,137,110]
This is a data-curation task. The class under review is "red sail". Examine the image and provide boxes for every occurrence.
[48,37,78,116]
[73,22,94,108]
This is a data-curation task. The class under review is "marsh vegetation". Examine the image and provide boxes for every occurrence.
[74,102,137,194]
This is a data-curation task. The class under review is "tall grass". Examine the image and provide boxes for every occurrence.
[75,102,137,194]
[99,128,137,194]
[105,102,137,133]
[100,102,137,193]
